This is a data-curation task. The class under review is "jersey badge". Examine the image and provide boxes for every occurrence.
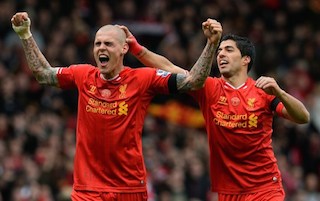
[247,98,256,109]
[218,96,228,105]
[119,84,127,98]
[156,69,171,77]
[88,85,97,94]
[231,96,240,106]
[100,89,111,98]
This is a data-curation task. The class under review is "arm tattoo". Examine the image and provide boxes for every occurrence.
[21,37,59,86]
[176,74,192,91]
[177,42,216,91]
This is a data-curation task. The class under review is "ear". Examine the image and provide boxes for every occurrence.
[242,56,251,66]
[122,43,129,55]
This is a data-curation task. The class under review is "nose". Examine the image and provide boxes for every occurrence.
[218,48,227,56]
[99,43,107,49]
[217,50,225,59]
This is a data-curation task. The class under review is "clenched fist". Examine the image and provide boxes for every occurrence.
[202,18,222,46]
[11,12,32,39]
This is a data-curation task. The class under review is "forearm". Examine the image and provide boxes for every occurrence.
[21,37,58,86]
[277,90,310,124]
[137,47,186,74]
[177,40,216,91]
[189,41,215,86]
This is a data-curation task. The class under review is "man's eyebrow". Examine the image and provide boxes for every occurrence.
[224,45,234,49]
[218,45,234,50]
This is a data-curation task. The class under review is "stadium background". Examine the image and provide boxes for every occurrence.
[0,0,320,200]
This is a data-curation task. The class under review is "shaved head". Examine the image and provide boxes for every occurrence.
[93,24,129,79]
[96,25,126,44]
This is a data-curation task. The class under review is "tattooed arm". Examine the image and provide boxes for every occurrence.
[176,47,215,91]
[120,19,222,92]
[11,12,59,87]
[176,19,222,91]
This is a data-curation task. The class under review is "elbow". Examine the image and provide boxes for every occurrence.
[189,76,206,90]
[34,73,49,86]
[188,78,205,90]
[302,111,311,124]
[296,111,310,124]
[34,75,45,85]
[192,82,205,90]
[178,73,206,91]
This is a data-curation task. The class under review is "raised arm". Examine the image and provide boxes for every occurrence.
[255,76,310,124]
[179,19,221,90]
[11,12,59,86]
[118,25,186,74]
[119,18,222,91]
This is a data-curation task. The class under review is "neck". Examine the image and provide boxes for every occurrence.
[100,65,124,80]
[222,74,248,88]
[100,73,120,81]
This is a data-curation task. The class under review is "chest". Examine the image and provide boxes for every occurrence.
[203,85,275,132]
[84,82,134,101]
[212,87,268,115]
[77,77,146,121]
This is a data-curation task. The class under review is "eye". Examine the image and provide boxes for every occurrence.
[104,42,112,47]
[226,47,234,52]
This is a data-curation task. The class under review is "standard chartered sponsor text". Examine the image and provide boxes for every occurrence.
[216,111,247,120]
[88,98,117,108]
[214,111,250,128]
[86,98,118,115]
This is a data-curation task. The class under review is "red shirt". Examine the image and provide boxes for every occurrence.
[189,77,285,194]
[56,65,173,192]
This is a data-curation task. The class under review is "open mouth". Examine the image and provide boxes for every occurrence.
[219,60,228,65]
[99,55,110,64]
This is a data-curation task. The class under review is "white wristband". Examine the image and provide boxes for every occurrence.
[12,18,32,40]
[18,32,32,40]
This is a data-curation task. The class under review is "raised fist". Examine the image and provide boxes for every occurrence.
[11,12,32,39]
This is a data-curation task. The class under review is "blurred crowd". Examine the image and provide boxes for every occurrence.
[0,0,320,200]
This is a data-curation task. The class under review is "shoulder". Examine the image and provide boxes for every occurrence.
[247,77,276,100]
[69,64,96,70]
[190,76,219,94]
[58,64,97,79]
[247,78,262,92]
[126,67,172,78]
[203,76,221,87]
[64,64,96,73]
[127,67,155,73]
[57,64,96,74]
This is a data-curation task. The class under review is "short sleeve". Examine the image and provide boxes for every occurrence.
[139,68,173,95]
[274,100,285,117]
[56,64,93,89]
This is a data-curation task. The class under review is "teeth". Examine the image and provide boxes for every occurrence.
[220,60,227,65]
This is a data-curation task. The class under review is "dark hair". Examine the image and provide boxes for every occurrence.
[220,34,256,72]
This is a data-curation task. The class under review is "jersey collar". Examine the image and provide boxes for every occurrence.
[223,78,250,90]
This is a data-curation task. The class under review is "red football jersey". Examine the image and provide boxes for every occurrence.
[57,65,173,192]
[189,77,285,194]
